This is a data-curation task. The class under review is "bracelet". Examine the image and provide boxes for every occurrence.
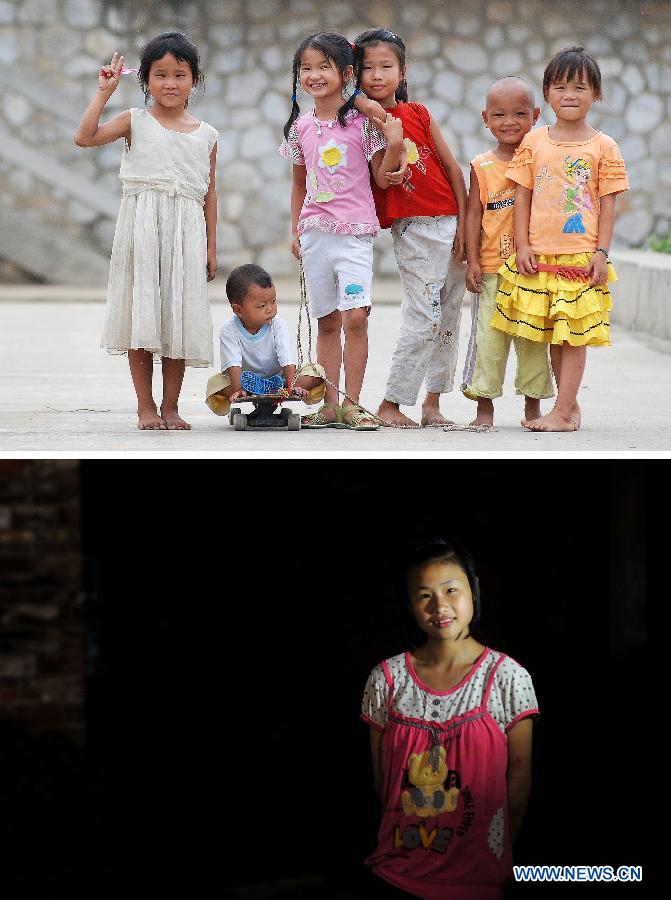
[595,247,609,258]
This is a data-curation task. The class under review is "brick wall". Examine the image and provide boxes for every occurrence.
[0,460,84,738]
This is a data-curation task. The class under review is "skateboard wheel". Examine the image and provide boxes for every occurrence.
[287,413,301,431]
[229,406,241,425]
[233,413,247,431]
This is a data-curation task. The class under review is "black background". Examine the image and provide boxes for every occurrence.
[74,460,657,897]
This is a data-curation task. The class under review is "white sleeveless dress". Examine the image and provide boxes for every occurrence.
[102,107,218,367]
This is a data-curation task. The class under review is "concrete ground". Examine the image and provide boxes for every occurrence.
[0,286,669,454]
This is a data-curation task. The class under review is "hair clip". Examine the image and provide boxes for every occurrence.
[351,42,357,51]
[121,67,139,75]
[291,93,297,102]
[353,88,362,96]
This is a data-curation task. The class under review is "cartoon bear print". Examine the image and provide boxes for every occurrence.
[401,746,460,818]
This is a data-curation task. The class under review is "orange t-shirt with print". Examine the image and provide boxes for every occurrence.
[506,126,629,255]
[471,150,517,273]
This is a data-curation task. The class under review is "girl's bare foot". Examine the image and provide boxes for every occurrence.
[377,399,419,427]
[469,398,494,428]
[138,405,167,430]
[522,397,541,428]
[572,402,581,430]
[160,405,191,430]
[421,408,455,427]
[522,408,576,432]
[421,393,455,427]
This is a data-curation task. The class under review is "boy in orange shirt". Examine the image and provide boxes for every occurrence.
[461,77,553,428]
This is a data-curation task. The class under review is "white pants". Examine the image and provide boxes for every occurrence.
[385,216,466,406]
[299,229,374,319]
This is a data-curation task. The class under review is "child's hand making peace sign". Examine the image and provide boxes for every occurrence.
[98,51,124,95]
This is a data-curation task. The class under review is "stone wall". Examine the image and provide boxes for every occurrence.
[0,460,84,738]
[0,0,669,282]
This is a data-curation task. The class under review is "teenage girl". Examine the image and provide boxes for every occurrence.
[279,32,403,430]
[353,29,468,428]
[75,32,218,430]
[492,46,629,432]
[362,537,539,899]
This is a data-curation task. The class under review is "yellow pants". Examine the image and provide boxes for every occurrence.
[461,274,554,401]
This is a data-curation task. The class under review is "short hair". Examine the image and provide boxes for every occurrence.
[404,536,481,625]
[543,45,602,100]
[486,75,536,108]
[138,32,204,105]
[225,264,273,306]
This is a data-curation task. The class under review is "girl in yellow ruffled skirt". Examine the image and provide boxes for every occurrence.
[492,46,629,431]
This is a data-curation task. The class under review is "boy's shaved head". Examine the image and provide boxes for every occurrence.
[486,76,536,108]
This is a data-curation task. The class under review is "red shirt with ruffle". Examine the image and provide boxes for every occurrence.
[371,102,459,228]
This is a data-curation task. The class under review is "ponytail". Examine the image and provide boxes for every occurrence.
[283,57,301,139]
[284,32,356,137]
[336,41,364,127]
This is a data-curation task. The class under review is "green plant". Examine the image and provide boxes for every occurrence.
[649,232,671,253]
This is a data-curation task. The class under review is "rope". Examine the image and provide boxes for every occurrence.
[285,269,494,432]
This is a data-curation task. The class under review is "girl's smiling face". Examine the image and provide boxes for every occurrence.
[407,559,475,641]
[360,43,404,107]
[299,47,349,100]
[545,72,597,122]
[147,52,194,108]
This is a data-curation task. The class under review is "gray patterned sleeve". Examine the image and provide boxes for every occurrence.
[361,119,387,161]
[278,122,305,165]
[361,663,388,730]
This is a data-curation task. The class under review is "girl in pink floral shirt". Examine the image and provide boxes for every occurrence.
[279,31,403,429]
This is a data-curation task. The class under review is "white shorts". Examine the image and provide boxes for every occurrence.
[299,229,374,319]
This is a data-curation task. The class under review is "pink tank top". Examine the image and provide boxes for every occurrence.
[363,648,539,900]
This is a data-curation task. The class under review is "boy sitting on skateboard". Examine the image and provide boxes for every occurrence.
[205,264,325,416]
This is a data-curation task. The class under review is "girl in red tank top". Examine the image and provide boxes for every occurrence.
[362,537,539,900]
[352,30,468,429]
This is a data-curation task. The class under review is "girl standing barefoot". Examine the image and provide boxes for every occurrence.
[354,28,468,429]
[492,46,629,432]
[75,32,218,430]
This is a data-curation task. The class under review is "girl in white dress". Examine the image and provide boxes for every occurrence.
[75,32,218,430]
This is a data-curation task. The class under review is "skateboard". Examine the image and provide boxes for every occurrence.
[229,392,302,431]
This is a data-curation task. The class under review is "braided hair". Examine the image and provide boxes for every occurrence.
[283,32,356,139]
[352,27,409,103]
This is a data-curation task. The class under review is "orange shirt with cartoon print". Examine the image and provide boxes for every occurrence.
[506,126,629,255]
[471,150,517,273]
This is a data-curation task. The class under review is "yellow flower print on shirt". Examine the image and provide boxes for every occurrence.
[403,138,420,165]
[318,138,349,173]
[401,139,428,192]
